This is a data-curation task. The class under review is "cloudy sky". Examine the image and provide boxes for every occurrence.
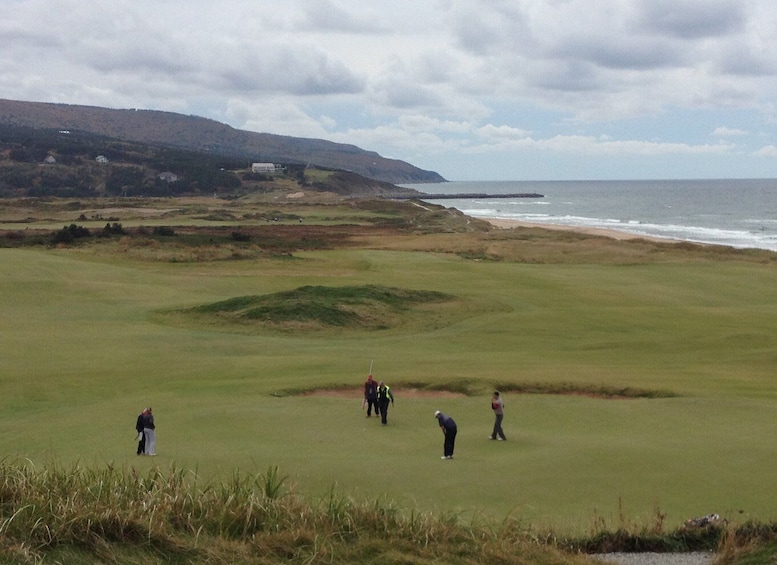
[4,0,777,180]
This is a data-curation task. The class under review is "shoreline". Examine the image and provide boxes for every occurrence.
[483,217,676,243]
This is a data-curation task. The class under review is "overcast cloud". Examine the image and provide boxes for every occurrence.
[3,0,777,180]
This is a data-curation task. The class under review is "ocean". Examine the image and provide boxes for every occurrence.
[401,179,777,252]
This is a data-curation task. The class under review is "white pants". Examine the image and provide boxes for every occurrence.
[144,428,156,455]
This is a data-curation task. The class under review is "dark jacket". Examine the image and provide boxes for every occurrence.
[142,411,155,430]
[436,413,457,431]
[376,385,394,404]
[364,378,378,399]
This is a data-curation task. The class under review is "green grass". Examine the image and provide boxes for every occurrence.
[3,228,777,543]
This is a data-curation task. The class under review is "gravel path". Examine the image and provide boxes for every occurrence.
[591,552,715,565]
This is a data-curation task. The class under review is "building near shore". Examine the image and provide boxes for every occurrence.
[251,162,282,174]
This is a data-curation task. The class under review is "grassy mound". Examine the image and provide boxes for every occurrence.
[174,284,458,333]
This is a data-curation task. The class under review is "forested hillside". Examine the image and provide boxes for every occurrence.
[0,123,421,199]
[0,99,445,184]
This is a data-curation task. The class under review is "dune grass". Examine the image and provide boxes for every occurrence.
[0,460,610,564]
[3,199,777,562]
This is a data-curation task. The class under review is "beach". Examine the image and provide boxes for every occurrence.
[485,218,675,243]
[405,179,777,251]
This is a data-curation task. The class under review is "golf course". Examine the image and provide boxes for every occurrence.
[2,194,777,562]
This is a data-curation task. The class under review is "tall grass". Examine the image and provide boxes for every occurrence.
[0,460,610,564]
[5,460,775,563]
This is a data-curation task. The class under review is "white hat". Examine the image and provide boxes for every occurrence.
[434,410,440,417]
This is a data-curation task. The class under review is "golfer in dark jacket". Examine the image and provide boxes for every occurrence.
[435,410,457,459]
[364,374,379,417]
[135,408,147,455]
[376,381,394,425]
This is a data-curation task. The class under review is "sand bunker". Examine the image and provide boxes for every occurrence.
[298,388,465,399]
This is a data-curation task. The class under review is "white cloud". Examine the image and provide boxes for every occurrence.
[3,0,777,179]
[713,127,749,137]
[753,145,777,158]
[464,134,736,157]
[398,115,473,134]
[475,124,532,140]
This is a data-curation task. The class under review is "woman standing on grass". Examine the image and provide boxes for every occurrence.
[143,407,156,456]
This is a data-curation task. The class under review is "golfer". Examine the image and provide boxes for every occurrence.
[135,408,147,455]
[435,410,457,459]
[376,381,394,425]
[364,374,379,417]
[489,391,506,440]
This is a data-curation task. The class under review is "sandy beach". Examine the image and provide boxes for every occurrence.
[484,218,675,243]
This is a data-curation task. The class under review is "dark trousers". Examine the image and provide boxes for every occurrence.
[491,414,505,439]
[137,433,145,455]
[444,427,457,457]
[366,397,379,416]
[379,401,390,424]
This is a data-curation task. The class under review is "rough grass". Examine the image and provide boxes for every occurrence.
[3,461,774,564]
[0,461,600,565]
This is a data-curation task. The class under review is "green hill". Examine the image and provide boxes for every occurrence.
[0,98,445,184]
[0,122,424,199]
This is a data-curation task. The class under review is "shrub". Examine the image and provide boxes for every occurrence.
[51,224,91,244]
[102,222,126,236]
[153,226,176,236]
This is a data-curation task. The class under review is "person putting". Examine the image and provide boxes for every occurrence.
[435,410,457,459]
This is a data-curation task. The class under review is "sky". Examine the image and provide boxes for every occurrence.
[4,0,777,181]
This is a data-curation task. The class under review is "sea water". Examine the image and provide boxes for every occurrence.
[401,179,777,252]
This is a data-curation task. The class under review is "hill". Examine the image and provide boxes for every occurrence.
[0,98,445,184]
[0,122,425,199]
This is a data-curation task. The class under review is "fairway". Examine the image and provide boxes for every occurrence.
[3,237,777,534]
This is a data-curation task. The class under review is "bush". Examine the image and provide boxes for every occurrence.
[102,223,126,236]
[153,226,176,237]
[51,224,91,244]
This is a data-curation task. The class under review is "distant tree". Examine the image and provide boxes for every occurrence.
[51,224,91,244]
[102,223,126,236]
[153,226,176,236]
[8,148,33,162]
[105,167,145,196]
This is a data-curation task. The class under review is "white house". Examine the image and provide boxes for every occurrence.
[158,172,179,183]
[251,162,280,174]
[95,155,109,164]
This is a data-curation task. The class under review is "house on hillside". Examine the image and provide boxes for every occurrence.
[251,162,282,174]
[43,155,56,164]
[95,155,109,164]
[158,171,179,183]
